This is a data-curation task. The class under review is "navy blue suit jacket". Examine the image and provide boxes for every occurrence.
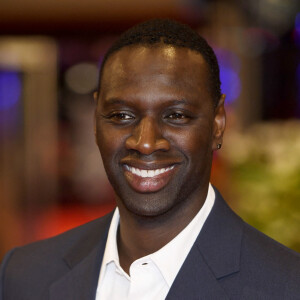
[1,189,300,299]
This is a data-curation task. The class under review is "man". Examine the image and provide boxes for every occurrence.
[1,19,300,300]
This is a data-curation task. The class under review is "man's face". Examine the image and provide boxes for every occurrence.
[95,45,225,217]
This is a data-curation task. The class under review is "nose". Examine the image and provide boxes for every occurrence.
[125,116,170,155]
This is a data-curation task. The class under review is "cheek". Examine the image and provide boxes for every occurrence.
[167,124,213,156]
[96,124,127,161]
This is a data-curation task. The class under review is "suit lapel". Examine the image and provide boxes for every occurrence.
[49,212,113,300]
[166,188,243,299]
[166,244,231,299]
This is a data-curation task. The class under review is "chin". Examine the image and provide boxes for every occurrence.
[118,189,179,218]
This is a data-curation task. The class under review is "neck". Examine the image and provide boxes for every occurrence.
[116,185,209,274]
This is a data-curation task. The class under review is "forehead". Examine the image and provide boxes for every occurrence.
[100,45,211,102]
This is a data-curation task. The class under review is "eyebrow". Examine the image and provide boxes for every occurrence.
[104,97,190,107]
[164,99,189,106]
[104,98,128,106]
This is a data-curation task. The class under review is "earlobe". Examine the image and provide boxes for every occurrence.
[93,91,98,104]
[213,94,226,151]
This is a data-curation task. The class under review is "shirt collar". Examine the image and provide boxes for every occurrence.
[150,183,215,286]
[99,183,215,286]
[98,207,121,283]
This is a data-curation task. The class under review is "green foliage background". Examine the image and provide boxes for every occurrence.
[222,121,300,252]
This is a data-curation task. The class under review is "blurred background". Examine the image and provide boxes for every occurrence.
[1,0,300,259]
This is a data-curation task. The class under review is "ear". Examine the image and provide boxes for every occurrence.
[212,94,226,151]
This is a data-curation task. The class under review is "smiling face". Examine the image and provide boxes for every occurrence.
[95,45,225,218]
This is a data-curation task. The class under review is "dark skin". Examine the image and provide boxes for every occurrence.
[95,45,226,274]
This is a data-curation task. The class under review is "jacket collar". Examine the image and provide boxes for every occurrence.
[197,188,242,279]
[49,212,114,300]
[166,188,243,299]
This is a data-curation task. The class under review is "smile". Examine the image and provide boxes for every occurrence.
[124,165,175,178]
[123,163,177,193]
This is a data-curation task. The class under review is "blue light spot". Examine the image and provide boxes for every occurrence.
[215,49,241,104]
[219,66,241,104]
[0,71,22,110]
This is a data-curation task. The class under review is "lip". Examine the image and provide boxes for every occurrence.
[121,161,180,193]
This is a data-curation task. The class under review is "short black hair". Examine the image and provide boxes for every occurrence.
[98,19,221,106]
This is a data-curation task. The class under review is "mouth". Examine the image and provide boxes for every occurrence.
[123,164,177,193]
[124,165,175,177]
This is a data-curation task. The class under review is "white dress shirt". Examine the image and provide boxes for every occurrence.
[96,184,215,300]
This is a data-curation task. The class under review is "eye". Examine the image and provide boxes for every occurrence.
[168,113,186,120]
[164,111,191,124]
[103,112,135,124]
[111,113,133,120]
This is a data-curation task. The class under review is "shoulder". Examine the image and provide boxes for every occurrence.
[6,211,113,262]
[241,220,300,275]
[209,188,300,296]
[236,214,300,297]
[0,212,113,299]
[213,187,300,267]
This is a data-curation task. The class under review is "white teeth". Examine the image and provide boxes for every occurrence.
[126,165,174,178]
[148,170,155,177]
[141,170,148,177]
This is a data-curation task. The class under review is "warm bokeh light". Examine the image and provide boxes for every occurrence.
[65,62,98,94]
